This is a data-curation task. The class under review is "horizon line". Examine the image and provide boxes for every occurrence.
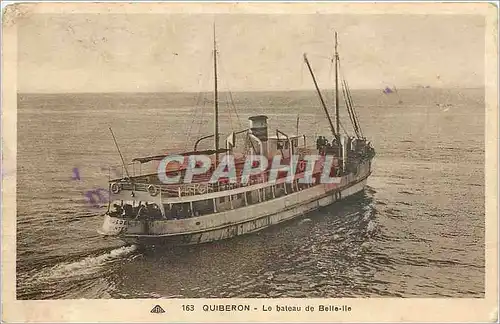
[17,86,485,95]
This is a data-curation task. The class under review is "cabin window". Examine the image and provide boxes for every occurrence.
[111,201,163,220]
[220,196,226,203]
[245,191,254,204]
[166,202,192,219]
[192,199,213,216]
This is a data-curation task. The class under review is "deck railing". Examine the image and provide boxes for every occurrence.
[105,150,323,198]
[114,174,270,198]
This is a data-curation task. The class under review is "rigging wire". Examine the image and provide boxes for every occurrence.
[335,45,362,139]
[338,57,363,138]
[226,94,235,131]
[226,89,243,129]
[343,76,364,138]
[193,90,209,149]
[145,52,208,152]
[341,80,358,137]
[217,52,245,131]
[184,83,209,150]
[216,58,235,133]
[338,119,348,136]
[182,51,214,151]
[336,56,359,138]
[301,47,352,140]
[345,80,364,138]
[301,46,350,139]
[213,52,257,155]
[313,45,349,138]
[328,36,337,106]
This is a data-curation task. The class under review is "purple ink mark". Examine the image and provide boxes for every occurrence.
[84,188,109,208]
[383,87,393,94]
[72,168,81,180]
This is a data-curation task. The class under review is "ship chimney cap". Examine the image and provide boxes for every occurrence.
[248,115,268,121]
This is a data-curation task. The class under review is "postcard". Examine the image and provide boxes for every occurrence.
[1,1,498,323]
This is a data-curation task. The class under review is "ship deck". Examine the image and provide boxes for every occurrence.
[108,153,325,198]
[106,148,374,199]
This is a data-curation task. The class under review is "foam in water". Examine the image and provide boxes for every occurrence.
[366,220,377,233]
[29,245,137,283]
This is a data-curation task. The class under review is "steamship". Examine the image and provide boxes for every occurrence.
[98,32,375,246]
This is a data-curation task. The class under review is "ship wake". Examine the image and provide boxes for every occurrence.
[19,245,138,288]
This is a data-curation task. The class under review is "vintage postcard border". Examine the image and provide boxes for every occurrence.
[1,2,498,323]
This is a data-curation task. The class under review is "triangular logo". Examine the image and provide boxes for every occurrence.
[150,305,165,314]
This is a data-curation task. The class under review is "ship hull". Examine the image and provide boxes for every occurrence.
[109,174,369,246]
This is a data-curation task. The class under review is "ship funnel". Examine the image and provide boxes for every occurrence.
[248,115,268,157]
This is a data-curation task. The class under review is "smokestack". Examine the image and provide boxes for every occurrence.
[248,115,268,157]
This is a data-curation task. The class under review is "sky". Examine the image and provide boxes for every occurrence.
[17,13,485,93]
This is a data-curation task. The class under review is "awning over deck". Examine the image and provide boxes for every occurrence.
[132,148,230,164]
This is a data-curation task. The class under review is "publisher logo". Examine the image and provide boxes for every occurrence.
[151,305,166,314]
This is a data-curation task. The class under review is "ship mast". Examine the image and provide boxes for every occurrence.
[334,31,340,140]
[213,23,219,167]
[303,54,337,137]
